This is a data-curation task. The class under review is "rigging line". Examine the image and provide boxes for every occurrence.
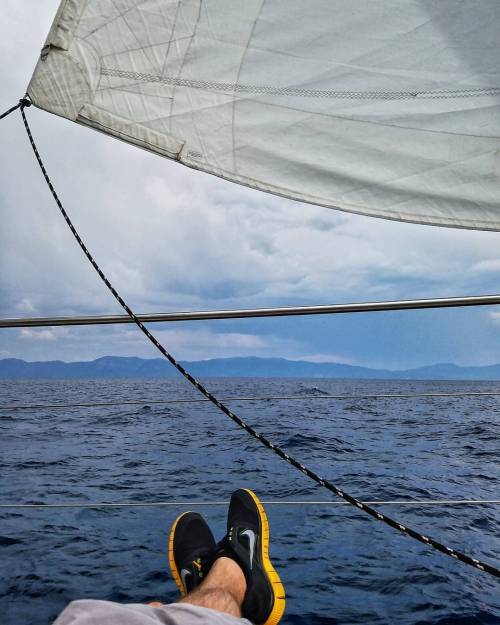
[4,292,500,328]
[1,499,499,510]
[0,99,25,121]
[3,390,500,411]
[20,103,500,579]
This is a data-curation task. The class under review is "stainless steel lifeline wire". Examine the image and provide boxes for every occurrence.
[1,391,500,411]
[12,100,500,578]
[1,499,499,510]
[3,291,500,328]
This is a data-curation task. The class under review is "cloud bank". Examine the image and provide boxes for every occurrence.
[2,2,500,368]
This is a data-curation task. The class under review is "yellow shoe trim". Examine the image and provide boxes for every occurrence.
[243,489,286,625]
[168,511,192,597]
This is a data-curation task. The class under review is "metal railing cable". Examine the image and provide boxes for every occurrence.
[1,499,499,510]
[2,390,500,411]
[3,291,500,328]
[18,102,500,578]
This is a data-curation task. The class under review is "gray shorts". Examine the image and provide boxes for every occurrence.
[54,599,252,625]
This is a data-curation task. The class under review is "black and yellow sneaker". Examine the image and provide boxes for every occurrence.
[216,489,286,625]
[168,511,216,597]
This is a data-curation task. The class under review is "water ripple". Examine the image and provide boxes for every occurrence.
[0,377,498,625]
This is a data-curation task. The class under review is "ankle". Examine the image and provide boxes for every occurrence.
[204,557,247,603]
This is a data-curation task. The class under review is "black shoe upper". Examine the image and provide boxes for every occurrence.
[216,489,275,624]
[172,512,216,594]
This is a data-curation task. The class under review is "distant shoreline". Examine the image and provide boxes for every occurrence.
[2,356,500,380]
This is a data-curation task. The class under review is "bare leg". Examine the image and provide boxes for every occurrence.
[179,557,246,618]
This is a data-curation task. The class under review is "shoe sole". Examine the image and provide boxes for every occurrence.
[244,489,286,625]
[168,511,191,597]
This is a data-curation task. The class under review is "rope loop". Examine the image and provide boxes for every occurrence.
[0,101,22,120]
[0,96,31,121]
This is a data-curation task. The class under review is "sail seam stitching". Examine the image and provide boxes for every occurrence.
[101,67,500,100]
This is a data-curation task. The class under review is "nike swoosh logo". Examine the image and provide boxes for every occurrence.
[180,568,192,590]
[241,529,256,569]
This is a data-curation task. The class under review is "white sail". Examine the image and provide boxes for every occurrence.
[28,0,500,230]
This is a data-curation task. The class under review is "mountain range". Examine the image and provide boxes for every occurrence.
[2,356,500,380]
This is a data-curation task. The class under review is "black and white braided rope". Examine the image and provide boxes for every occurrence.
[19,103,500,579]
[0,99,25,120]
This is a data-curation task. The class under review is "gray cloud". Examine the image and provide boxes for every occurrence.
[2,2,500,367]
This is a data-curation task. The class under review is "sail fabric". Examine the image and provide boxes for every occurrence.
[28,0,500,230]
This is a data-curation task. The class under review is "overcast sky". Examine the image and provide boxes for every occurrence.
[2,2,500,369]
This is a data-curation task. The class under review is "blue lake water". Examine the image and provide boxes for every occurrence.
[0,377,499,625]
